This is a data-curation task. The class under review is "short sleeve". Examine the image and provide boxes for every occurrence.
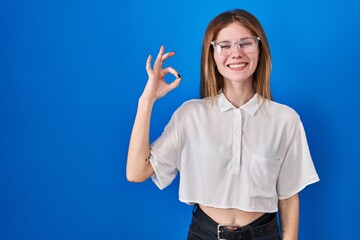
[149,113,181,190]
[277,120,320,199]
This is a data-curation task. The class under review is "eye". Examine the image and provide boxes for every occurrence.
[218,42,232,49]
[239,39,255,48]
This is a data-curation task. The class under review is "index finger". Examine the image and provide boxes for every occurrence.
[162,51,176,62]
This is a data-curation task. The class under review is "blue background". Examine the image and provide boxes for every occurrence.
[1,0,359,239]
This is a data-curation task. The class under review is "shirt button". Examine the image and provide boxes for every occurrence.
[236,130,240,135]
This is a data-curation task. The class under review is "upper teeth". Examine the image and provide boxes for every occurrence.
[229,63,246,68]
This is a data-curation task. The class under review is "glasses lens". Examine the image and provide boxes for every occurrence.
[239,38,258,53]
[216,41,232,55]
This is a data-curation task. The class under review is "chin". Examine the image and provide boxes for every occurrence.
[224,75,253,83]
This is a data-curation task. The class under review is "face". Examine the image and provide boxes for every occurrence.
[213,22,259,87]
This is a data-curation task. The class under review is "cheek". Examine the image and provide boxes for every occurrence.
[255,51,260,62]
[252,58,259,68]
[250,53,260,68]
[213,53,226,66]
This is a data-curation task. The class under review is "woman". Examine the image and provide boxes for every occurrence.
[127,9,319,240]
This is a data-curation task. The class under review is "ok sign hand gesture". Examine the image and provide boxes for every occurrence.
[141,46,182,102]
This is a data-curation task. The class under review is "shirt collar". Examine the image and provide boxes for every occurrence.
[217,92,262,115]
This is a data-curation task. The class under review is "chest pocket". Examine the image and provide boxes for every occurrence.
[250,154,282,199]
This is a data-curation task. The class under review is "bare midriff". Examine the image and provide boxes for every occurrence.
[199,204,265,227]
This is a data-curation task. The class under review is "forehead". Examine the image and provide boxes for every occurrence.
[216,22,253,40]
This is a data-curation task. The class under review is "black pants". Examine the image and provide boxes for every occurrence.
[187,205,281,240]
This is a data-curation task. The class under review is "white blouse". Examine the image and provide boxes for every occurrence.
[149,93,319,212]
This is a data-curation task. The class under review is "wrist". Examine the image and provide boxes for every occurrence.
[138,96,156,107]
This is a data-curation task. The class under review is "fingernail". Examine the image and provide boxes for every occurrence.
[178,73,181,78]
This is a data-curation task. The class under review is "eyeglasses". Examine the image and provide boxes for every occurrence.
[211,36,260,56]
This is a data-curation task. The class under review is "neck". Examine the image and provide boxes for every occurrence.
[223,81,255,108]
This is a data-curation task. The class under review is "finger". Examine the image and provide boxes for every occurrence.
[145,55,152,73]
[154,45,164,69]
[162,51,176,62]
[163,67,182,91]
[163,67,181,79]
[167,77,182,91]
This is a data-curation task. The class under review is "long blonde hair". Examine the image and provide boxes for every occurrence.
[200,9,272,100]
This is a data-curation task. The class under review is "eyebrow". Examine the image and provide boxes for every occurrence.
[215,36,255,42]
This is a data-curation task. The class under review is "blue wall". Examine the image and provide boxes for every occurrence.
[1,0,359,239]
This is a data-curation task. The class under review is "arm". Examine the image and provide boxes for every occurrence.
[126,46,181,182]
[278,193,299,240]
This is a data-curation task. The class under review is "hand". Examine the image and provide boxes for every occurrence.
[141,45,181,102]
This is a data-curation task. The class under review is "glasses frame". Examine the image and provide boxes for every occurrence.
[211,36,261,56]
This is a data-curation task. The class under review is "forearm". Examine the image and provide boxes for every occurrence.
[126,46,180,183]
[126,97,155,182]
[278,193,299,240]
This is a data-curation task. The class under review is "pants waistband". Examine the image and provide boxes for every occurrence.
[193,205,278,239]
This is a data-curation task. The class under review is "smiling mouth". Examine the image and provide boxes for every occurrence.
[228,63,247,69]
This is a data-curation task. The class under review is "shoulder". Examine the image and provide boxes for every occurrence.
[261,99,301,126]
[170,98,213,126]
[174,98,210,115]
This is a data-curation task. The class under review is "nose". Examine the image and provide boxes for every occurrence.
[231,42,244,57]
